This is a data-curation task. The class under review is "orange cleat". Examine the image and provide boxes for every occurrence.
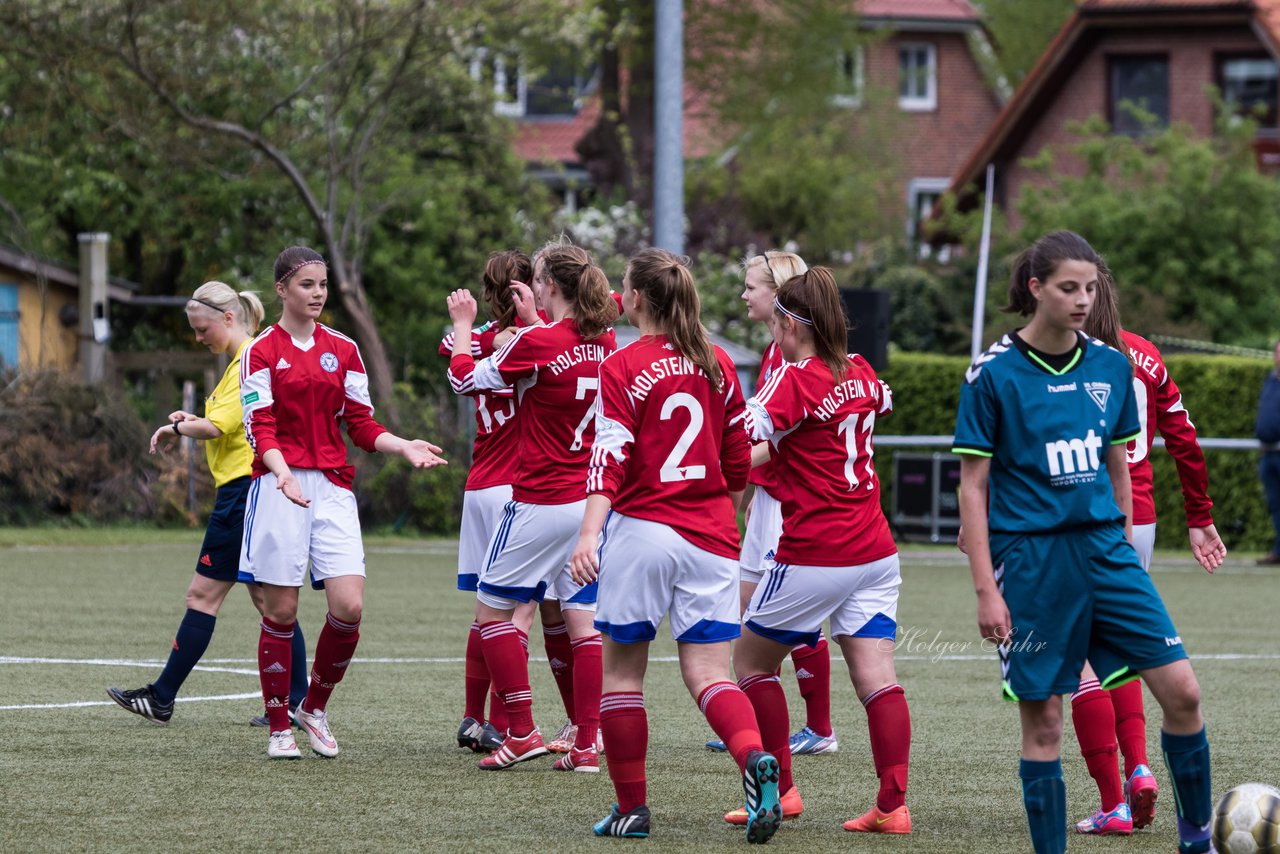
[724,785,804,825]
[843,804,912,834]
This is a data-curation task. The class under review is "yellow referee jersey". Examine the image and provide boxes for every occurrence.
[204,339,254,487]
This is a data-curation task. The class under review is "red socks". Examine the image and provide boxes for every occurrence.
[258,617,294,732]
[1071,678,1124,811]
[463,622,489,722]
[304,612,360,713]
[864,683,911,812]
[740,673,793,793]
[479,620,534,736]
[543,620,576,722]
[1110,679,1148,778]
[790,635,833,737]
[601,692,648,812]
[570,633,602,750]
[699,680,764,773]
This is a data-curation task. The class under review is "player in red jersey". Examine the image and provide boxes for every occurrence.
[240,246,447,759]
[566,248,781,842]
[446,242,617,771]
[1062,270,1226,835]
[732,268,912,835]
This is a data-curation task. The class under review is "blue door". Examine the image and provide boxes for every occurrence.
[0,283,18,369]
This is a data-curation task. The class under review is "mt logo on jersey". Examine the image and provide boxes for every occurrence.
[1044,429,1103,483]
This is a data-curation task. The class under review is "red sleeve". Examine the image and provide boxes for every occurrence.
[586,356,633,501]
[719,352,751,492]
[339,341,389,453]
[1155,366,1214,527]
[239,333,279,459]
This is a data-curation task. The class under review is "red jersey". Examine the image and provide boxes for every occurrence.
[241,323,388,489]
[588,336,751,559]
[745,355,896,567]
[450,318,616,505]
[440,322,519,491]
[1121,330,1213,527]
[747,341,784,495]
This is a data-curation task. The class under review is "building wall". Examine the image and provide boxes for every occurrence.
[14,276,78,372]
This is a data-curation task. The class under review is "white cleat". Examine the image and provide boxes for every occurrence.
[267,729,301,759]
[295,706,340,757]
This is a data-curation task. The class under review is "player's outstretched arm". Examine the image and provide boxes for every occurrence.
[1188,524,1226,574]
[374,433,447,469]
[262,448,309,508]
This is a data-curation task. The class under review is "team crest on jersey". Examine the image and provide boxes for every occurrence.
[1084,381,1111,411]
[319,352,339,373]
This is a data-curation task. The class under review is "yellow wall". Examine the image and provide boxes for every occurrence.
[15,277,78,372]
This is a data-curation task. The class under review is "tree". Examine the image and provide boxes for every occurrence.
[978,0,1076,87]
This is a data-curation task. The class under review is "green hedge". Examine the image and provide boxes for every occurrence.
[875,352,1274,553]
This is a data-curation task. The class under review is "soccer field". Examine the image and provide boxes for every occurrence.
[2,530,1276,853]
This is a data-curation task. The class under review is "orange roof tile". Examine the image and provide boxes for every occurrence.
[856,0,982,20]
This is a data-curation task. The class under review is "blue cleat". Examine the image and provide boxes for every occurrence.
[742,750,782,844]
[788,726,838,755]
[593,803,651,838]
[706,736,727,752]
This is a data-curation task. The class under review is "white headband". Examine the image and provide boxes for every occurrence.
[774,296,813,326]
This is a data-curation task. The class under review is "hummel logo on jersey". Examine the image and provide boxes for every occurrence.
[276,357,291,370]
[1165,635,1182,647]
[795,668,814,679]
[1047,382,1077,393]
[262,662,287,674]
[1044,429,1103,479]
[1084,381,1111,411]
[200,554,213,566]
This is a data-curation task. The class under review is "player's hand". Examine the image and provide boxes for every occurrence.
[1189,524,1226,574]
[167,409,196,424]
[956,525,968,555]
[149,424,178,454]
[402,439,448,469]
[976,588,1012,645]
[510,280,539,325]
[569,533,600,585]
[276,472,310,508]
[492,327,517,349]
[447,289,478,327]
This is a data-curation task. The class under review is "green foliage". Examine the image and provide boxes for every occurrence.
[871,265,971,355]
[980,0,1076,86]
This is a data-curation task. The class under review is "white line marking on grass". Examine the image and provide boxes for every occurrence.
[0,656,258,675]
[1,691,263,711]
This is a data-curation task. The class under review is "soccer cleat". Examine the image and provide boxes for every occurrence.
[250,705,299,729]
[843,804,913,834]
[725,785,804,824]
[547,720,576,753]
[1074,802,1133,836]
[593,803,651,838]
[106,684,173,726]
[295,706,339,758]
[552,745,600,773]
[706,736,728,752]
[1124,763,1158,829]
[478,728,549,770]
[267,729,301,759]
[478,721,504,752]
[457,716,485,751]
[788,726,839,755]
[741,750,782,844]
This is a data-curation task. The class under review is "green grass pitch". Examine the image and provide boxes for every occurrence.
[2,529,1277,852]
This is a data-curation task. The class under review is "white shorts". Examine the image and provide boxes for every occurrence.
[594,513,740,644]
[1132,523,1156,572]
[241,469,366,589]
[457,484,513,591]
[739,487,783,584]
[744,554,901,648]
[477,499,595,611]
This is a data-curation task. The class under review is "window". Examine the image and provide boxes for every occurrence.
[1109,55,1169,135]
[470,49,526,117]
[906,178,950,252]
[0,283,18,369]
[899,42,937,111]
[1218,55,1278,126]
[526,59,593,117]
[834,44,865,108]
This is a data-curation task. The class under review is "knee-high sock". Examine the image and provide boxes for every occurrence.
[1162,728,1212,854]
[543,620,576,722]
[601,692,647,812]
[288,621,308,709]
[153,609,216,705]
[864,683,911,812]
[790,634,832,737]
[698,681,763,773]
[479,621,534,736]
[1071,679,1124,810]
[304,612,360,713]
[463,622,490,722]
[740,673,792,792]
[569,634,602,750]
[1110,679,1148,777]
[258,617,294,732]
[1020,757,1067,854]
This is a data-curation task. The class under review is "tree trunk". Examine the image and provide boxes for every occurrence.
[330,261,399,428]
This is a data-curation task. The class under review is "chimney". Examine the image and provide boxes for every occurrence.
[77,232,110,384]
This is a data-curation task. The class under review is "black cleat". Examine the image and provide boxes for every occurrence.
[457,716,484,751]
[478,720,504,752]
[593,803,651,838]
[106,684,173,726]
[743,750,782,844]
[249,705,299,728]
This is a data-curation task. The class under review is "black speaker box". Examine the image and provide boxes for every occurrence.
[840,288,890,371]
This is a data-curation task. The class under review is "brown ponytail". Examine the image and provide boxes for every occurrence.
[1082,263,1127,356]
[538,242,616,339]
[481,250,532,328]
[625,248,723,390]
[775,267,850,382]
[1003,230,1104,317]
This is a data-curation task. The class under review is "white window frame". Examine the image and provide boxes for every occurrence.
[898,42,937,112]
[833,44,865,109]
[906,177,951,251]
[469,49,527,117]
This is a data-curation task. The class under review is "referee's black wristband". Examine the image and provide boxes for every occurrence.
[172,421,181,436]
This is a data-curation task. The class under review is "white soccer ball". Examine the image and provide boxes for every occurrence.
[1212,783,1280,854]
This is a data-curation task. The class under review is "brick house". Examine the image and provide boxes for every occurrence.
[947,0,1280,218]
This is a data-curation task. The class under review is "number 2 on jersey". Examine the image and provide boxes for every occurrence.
[838,411,876,491]
[659,392,706,482]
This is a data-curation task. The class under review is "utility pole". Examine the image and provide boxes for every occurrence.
[653,0,684,254]
[77,232,110,384]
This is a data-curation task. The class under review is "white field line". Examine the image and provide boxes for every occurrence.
[1,692,262,711]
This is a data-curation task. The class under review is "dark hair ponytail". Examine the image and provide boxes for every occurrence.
[482,250,532,328]
[1003,230,1103,317]
[775,267,850,382]
[538,242,616,339]
[626,248,723,389]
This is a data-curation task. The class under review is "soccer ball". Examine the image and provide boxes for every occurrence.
[1212,783,1280,854]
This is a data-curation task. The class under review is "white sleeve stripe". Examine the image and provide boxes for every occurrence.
[471,357,507,392]
[744,400,775,442]
[752,364,790,408]
[344,369,374,411]
[586,414,633,493]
